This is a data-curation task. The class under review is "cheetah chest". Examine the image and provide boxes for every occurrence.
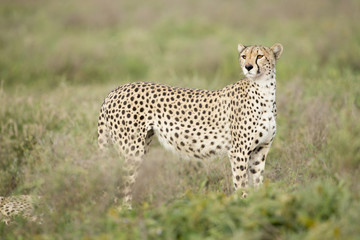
[257,109,276,146]
[256,110,276,145]
[250,82,277,146]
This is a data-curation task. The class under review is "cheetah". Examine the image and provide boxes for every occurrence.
[0,195,38,224]
[98,43,283,207]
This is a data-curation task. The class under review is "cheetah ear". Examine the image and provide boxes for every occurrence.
[237,44,245,54]
[271,43,283,60]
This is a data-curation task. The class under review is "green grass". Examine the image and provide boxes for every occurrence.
[1,0,360,239]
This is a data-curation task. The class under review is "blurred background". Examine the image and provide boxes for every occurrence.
[0,0,360,238]
[1,0,359,88]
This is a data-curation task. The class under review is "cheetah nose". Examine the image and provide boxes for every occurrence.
[245,64,253,71]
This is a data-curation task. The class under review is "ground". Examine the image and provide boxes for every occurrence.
[0,0,359,239]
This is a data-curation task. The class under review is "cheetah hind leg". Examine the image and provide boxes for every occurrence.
[120,129,154,210]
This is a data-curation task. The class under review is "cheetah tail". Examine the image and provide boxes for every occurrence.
[97,103,110,151]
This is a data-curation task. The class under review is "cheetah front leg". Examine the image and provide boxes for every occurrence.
[228,146,250,198]
[248,144,271,188]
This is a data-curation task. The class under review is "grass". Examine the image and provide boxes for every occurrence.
[1,0,360,239]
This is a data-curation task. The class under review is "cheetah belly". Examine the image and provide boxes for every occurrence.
[153,123,231,160]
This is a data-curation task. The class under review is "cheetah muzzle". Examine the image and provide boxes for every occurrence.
[98,43,284,207]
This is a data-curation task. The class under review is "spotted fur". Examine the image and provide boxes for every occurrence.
[0,195,38,224]
[98,43,283,207]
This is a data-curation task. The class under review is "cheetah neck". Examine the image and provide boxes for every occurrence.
[249,71,276,104]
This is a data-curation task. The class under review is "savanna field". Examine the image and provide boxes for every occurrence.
[1,0,360,239]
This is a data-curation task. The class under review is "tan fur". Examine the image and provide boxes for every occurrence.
[98,43,283,207]
[0,195,38,224]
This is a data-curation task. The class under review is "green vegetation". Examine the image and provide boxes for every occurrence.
[1,0,359,239]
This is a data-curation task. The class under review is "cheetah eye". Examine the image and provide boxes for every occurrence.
[241,55,246,59]
[257,55,264,59]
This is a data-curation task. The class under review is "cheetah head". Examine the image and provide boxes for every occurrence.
[237,43,283,80]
